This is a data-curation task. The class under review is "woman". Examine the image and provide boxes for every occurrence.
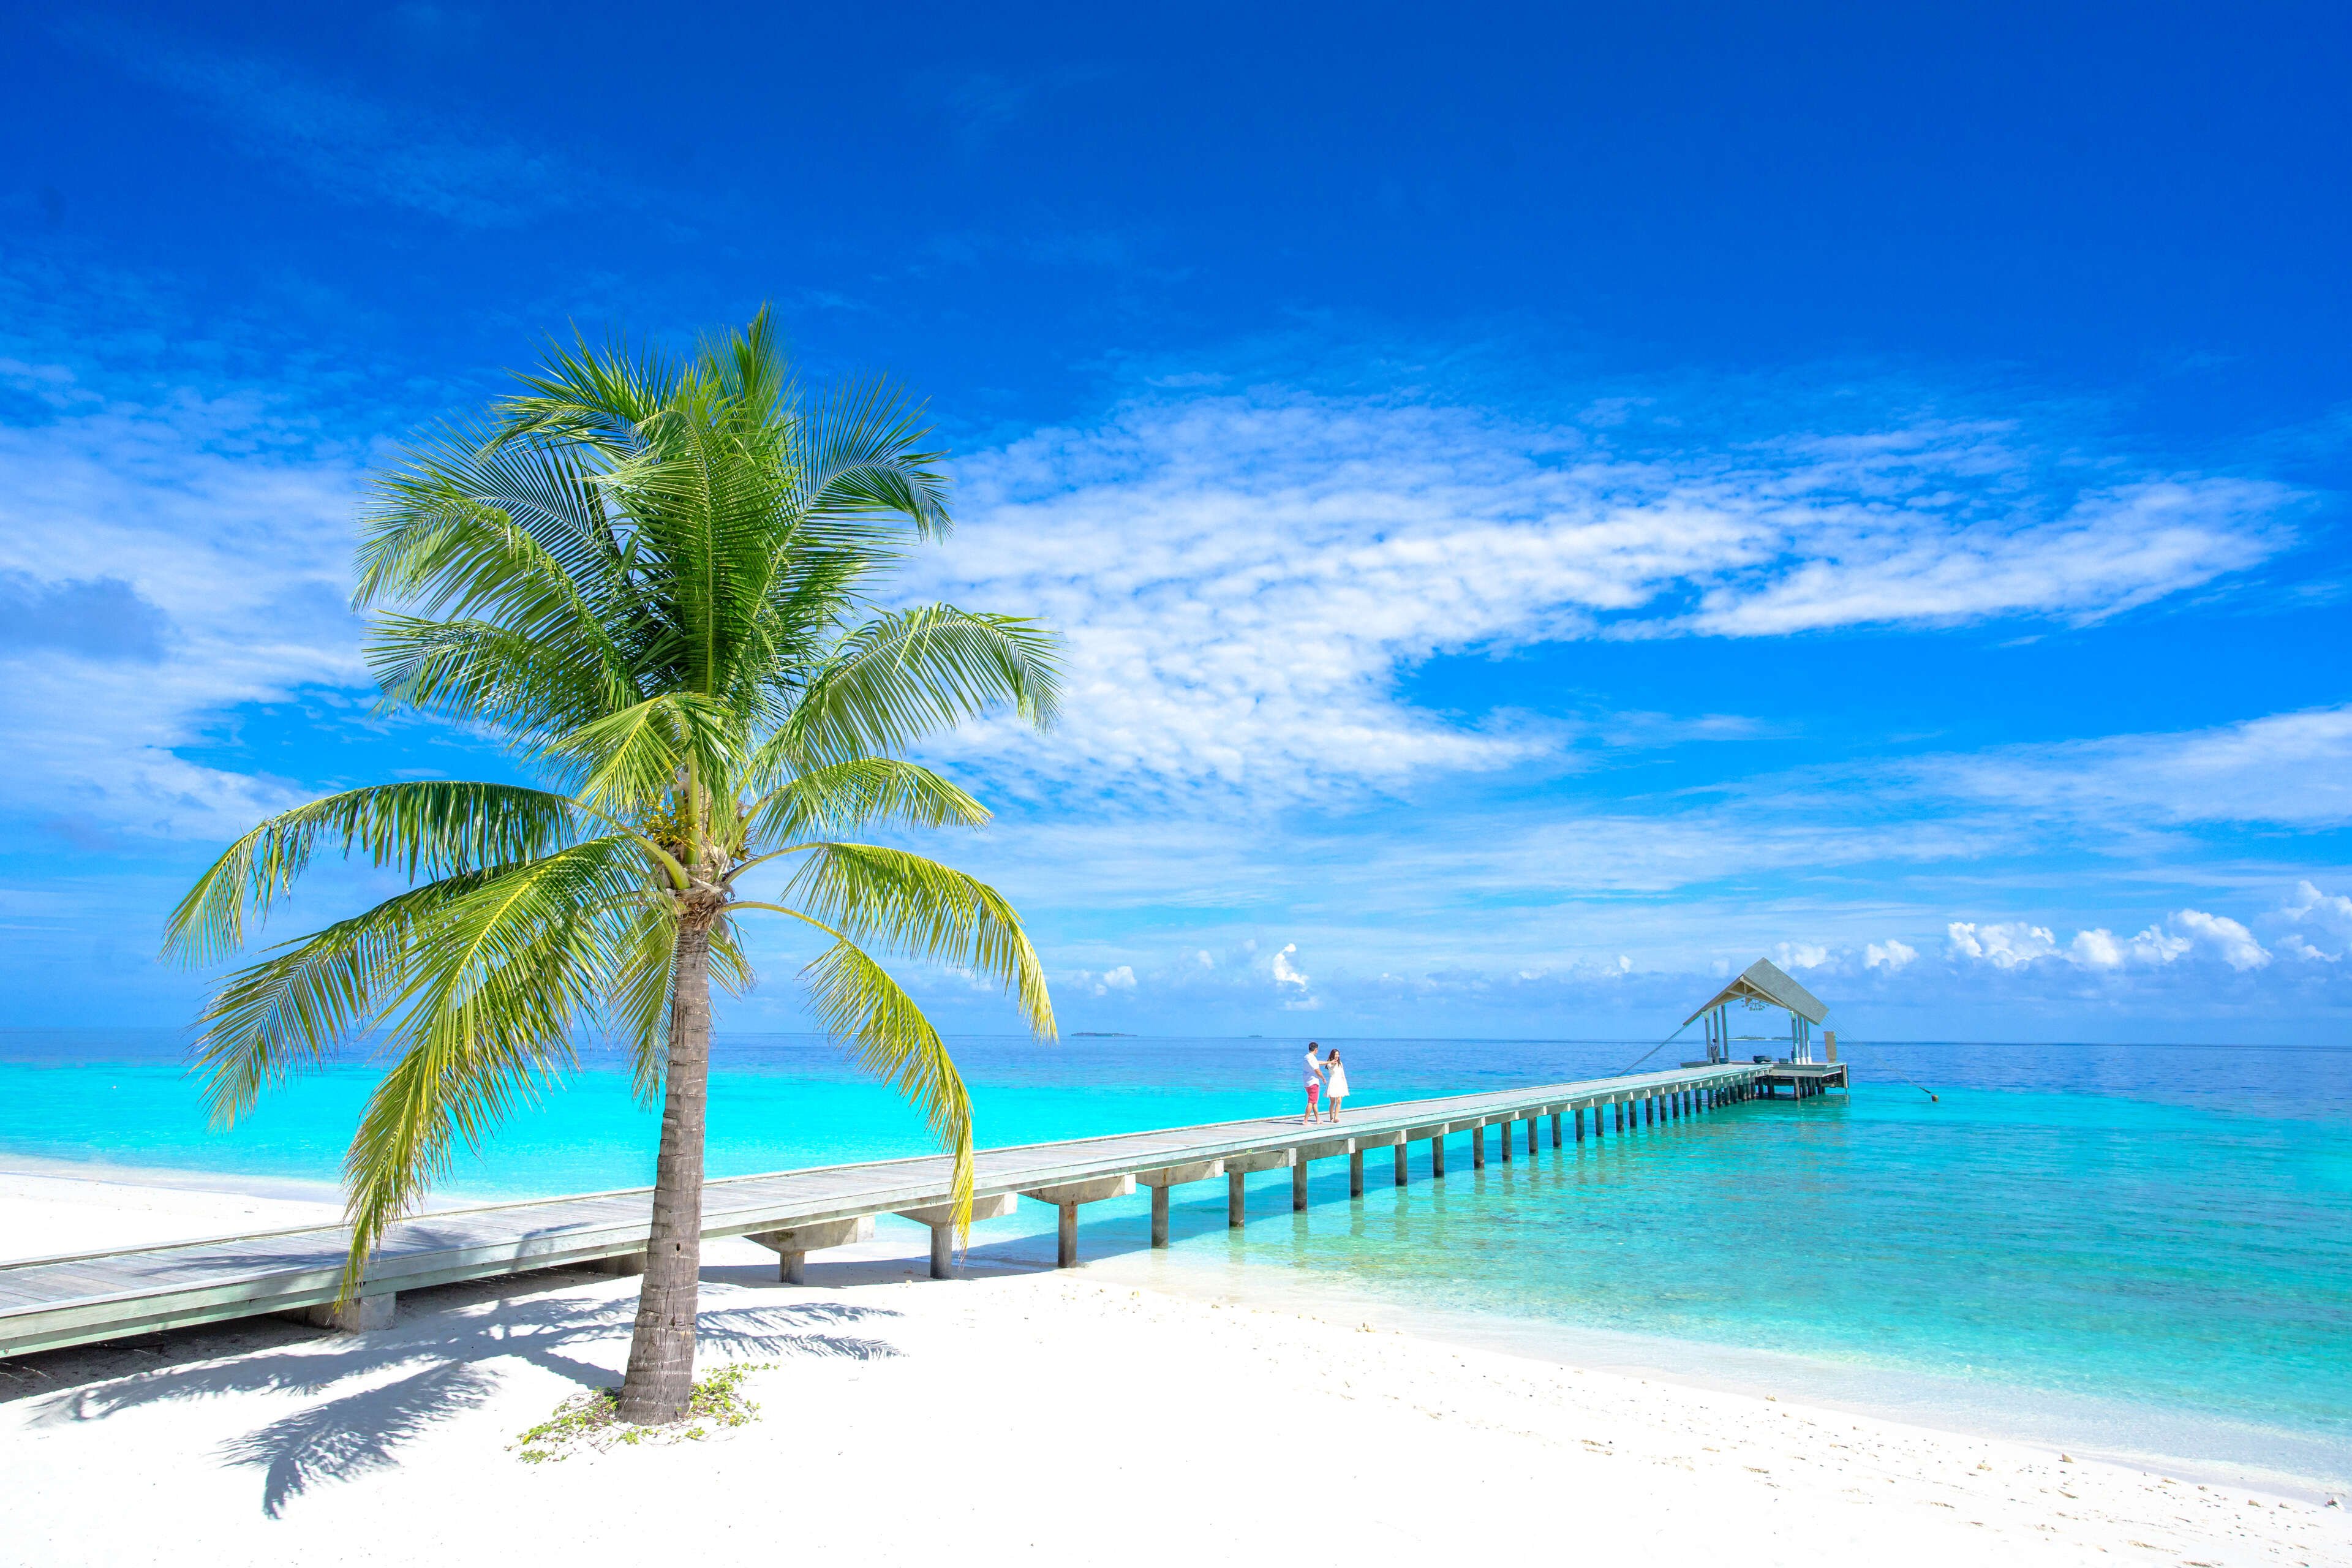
[1321,1047,1348,1122]
[1302,1042,1324,1124]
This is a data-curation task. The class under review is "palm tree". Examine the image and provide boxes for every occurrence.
[162,312,1060,1423]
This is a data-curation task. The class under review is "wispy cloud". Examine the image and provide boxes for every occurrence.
[64,18,589,226]
[1902,704,2352,829]
[914,391,2296,807]
[0,359,365,839]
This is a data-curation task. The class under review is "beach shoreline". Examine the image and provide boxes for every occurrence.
[5,1159,2346,1502]
[4,1167,2347,1565]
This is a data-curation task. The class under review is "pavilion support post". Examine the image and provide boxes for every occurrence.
[1229,1170,1246,1227]
[1057,1204,1077,1268]
[1349,1150,1365,1198]
[1575,1106,1586,1142]
[1551,1110,1562,1148]
[1613,1099,1623,1133]
[1472,1126,1486,1169]
[1151,1185,1170,1248]
[1529,1117,1540,1156]
[1432,1135,1447,1178]
[1395,1144,1409,1185]
[1499,1120,1512,1163]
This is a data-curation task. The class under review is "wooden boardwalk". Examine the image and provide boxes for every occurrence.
[0,1062,1781,1359]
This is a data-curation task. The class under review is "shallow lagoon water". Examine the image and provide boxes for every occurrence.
[4,1031,2347,1485]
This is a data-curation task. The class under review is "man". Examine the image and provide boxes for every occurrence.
[1302,1041,1324,1124]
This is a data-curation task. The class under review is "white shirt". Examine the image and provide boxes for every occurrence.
[1305,1050,1322,1086]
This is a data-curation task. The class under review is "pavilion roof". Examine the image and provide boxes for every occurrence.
[1681,957,1829,1027]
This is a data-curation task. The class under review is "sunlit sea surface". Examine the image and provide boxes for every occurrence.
[4,1031,2347,1485]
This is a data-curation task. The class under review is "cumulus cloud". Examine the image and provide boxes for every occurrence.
[1864,940,1918,971]
[1948,911,2267,973]
[1947,921,2061,968]
[918,393,2291,804]
[2275,880,2352,962]
[1270,942,1310,989]
[2171,909,2271,971]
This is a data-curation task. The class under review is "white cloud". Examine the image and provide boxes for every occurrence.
[0,369,366,838]
[919,393,2290,805]
[1910,706,2352,829]
[1947,911,2266,973]
[1101,964,1136,990]
[2276,880,2352,961]
[1864,939,1918,971]
[1947,921,2060,968]
[1270,942,1310,990]
[1775,941,1830,971]
[2171,909,2271,971]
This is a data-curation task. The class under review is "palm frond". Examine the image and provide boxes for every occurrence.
[493,330,682,454]
[791,605,1062,766]
[791,377,952,543]
[550,693,741,820]
[162,783,582,967]
[744,757,990,845]
[192,873,494,1126]
[336,837,646,1291]
[799,937,974,1237]
[782,843,1055,1038]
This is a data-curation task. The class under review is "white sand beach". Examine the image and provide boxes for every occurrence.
[1,1166,347,1258]
[4,1173,2346,1568]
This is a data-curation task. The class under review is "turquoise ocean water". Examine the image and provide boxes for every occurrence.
[4,1031,2348,1484]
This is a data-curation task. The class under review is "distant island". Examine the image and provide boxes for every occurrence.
[1069,1031,1137,1038]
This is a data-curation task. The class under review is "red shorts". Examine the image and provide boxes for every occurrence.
[1306,1081,1321,1106]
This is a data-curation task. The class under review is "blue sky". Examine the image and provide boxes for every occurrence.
[2,1,2348,1043]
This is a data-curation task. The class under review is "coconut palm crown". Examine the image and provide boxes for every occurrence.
[162,312,1060,1422]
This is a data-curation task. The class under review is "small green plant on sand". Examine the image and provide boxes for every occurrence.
[516,1362,771,1463]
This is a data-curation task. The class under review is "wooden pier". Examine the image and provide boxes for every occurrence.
[0,1061,1801,1360]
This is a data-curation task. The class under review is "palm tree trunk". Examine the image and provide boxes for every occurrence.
[616,921,713,1423]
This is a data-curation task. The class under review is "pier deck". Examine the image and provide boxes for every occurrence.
[1,1062,1777,1359]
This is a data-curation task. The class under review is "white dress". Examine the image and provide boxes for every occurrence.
[1324,1062,1349,1098]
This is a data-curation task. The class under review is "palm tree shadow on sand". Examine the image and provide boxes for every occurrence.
[28,1283,905,1518]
